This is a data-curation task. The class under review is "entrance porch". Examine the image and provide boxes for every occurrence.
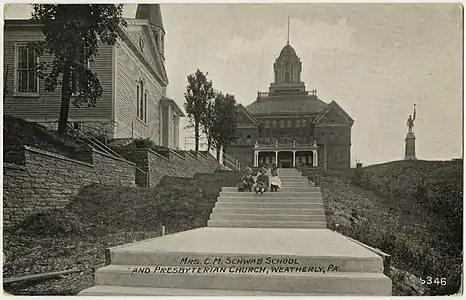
[253,141,319,168]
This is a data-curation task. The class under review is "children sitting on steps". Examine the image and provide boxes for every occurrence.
[254,165,269,194]
[270,167,281,192]
[238,167,255,192]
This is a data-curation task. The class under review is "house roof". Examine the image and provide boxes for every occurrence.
[246,94,328,116]
[236,103,259,124]
[315,100,354,123]
[160,97,185,117]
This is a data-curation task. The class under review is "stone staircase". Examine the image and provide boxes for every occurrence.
[78,168,392,296]
[208,168,327,229]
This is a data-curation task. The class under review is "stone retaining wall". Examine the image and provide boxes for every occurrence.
[3,146,136,227]
[117,148,218,187]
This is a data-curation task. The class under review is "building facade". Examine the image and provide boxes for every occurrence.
[227,43,354,170]
[3,4,184,149]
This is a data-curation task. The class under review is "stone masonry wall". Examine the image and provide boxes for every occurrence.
[3,146,136,227]
[117,148,219,187]
[4,144,219,227]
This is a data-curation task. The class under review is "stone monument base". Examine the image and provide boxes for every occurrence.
[404,132,416,160]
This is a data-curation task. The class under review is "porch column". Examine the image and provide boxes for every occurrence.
[253,150,259,167]
[313,150,318,167]
[275,151,278,165]
[292,150,296,167]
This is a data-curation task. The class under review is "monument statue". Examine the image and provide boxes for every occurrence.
[406,104,416,133]
[404,104,417,160]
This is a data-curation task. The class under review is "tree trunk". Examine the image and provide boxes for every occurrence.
[194,121,199,152]
[207,133,212,152]
[58,65,72,136]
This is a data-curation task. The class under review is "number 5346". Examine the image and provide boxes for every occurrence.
[420,277,446,285]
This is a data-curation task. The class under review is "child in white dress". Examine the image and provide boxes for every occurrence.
[270,167,281,192]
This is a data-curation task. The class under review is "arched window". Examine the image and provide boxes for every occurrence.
[154,32,159,49]
[136,78,148,123]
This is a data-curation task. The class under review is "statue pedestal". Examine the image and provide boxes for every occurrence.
[404,132,417,160]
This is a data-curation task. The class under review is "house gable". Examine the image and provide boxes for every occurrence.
[123,20,168,86]
[315,101,354,124]
[236,104,259,126]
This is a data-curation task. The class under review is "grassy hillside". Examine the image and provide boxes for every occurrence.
[3,114,90,159]
[3,171,242,295]
[319,159,462,296]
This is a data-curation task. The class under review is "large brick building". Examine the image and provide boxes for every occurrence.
[227,42,354,170]
[3,4,184,149]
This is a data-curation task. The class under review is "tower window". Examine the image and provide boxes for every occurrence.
[284,72,290,83]
[154,32,159,49]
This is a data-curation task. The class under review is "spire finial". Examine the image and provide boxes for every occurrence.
[287,16,290,45]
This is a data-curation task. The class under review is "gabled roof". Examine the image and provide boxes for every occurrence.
[314,100,354,124]
[246,95,328,116]
[160,97,185,117]
[141,25,168,84]
[237,103,259,124]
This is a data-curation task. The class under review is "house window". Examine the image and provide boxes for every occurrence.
[295,119,301,127]
[144,92,148,122]
[265,120,270,128]
[272,120,277,128]
[71,58,91,97]
[287,120,292,128]
[136,79,147,123]
[302,119,308,127]
[16,45,38,94]
[279,120,285,128]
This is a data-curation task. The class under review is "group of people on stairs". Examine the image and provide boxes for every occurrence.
[237,164,282,194]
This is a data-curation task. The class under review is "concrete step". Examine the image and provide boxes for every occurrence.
[207,219,328,228]
[108,252,383,273]
[210,213,327,222]
[93,265,391,295]
[279,179,309,182]
[215,202,323,209]
[212,207,325,215]
[78,285,333,296]
[222,187,321,192]
[217,197,323,203]
[219,192,322,197]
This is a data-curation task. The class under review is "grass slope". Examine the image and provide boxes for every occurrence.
[3,114,90,159]
[315,159,462,296]
[3,171,242,295]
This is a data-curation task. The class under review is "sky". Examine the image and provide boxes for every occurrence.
[4,3,463,166]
